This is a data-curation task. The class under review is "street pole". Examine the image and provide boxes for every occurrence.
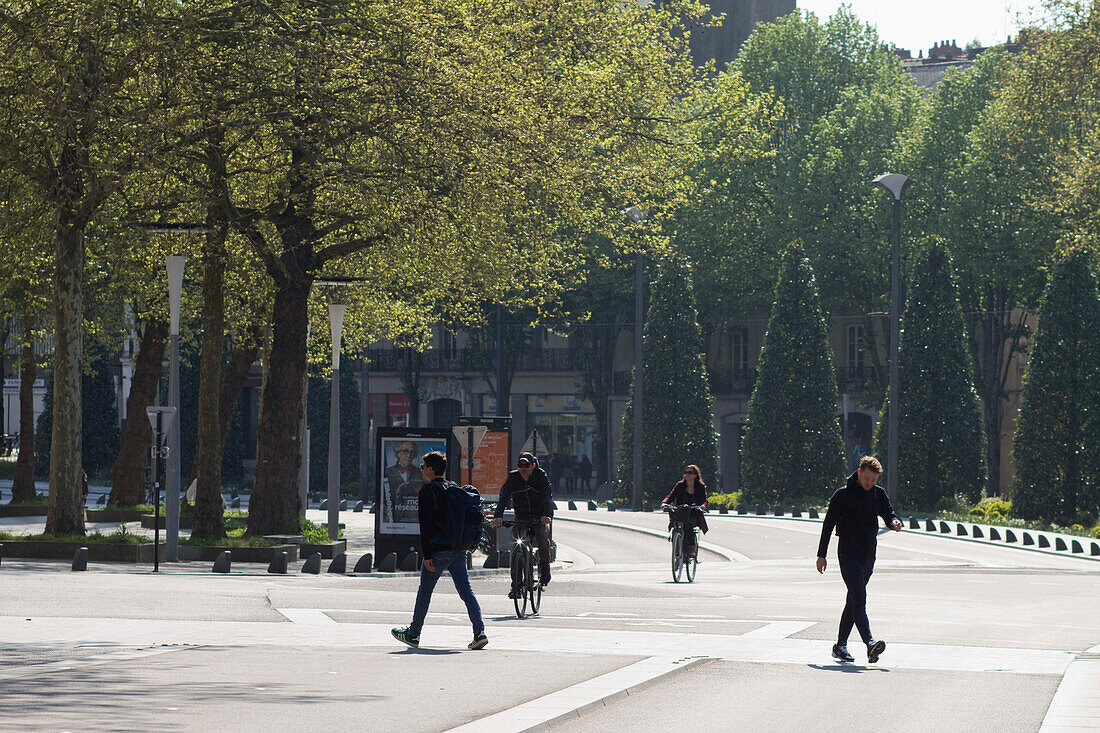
[165,256,185,561]
[873,173,910,509]
[328,304,345,541]
[623,206,646,512]
[360,351,370,504]
[496,303,505,417]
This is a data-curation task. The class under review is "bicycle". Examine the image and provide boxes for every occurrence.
[664,504,701,583]
[502,519,543,618]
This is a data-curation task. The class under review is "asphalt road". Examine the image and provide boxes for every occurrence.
[0,507,1096,732]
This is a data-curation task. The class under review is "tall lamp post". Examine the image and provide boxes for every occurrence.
[327,303,345,541]
[623,206,646,511]
[165,255,185,560]
[873,173,910,509]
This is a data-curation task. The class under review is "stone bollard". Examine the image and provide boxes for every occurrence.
[302,552,323,574]
[352,553,374,573]
[1005,530,1017,543]
[755,504,763,515]
[989,528,1001,541]
[791,506,801,518]
[1071,539,1084,554]
[718,506,728,514]
[972,526,984,538]
[0,543,3,567]
[497,550,511,568]
[229,497,240,508]
[378,552,398,572]
[809,508,819,519]
[328,554,347,574]
[1038,535,1050,548]
[96,494,107,505]
[773,505,783,516]
[738,506,747,515]
[925,520,937,532]
[1055,537,1068,551]
[353,501,364,513]
[268,552,288,574]
[483,551,499,569]
[398,552,420,572]
[568,501,577,510]
[1022,532,1035,546]
[939,521,951,533]
[1091,542,1099,556]
[909,518,920,530]
[212,551,232,573]
[369,503,377,514]
[588,501,597,511]
[319,499,329,510]
[957,524,967,536]
[72,547,88,571]
[338,500,347,511]
[607,504,616,512]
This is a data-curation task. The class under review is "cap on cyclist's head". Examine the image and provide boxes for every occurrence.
[518,452,536,467]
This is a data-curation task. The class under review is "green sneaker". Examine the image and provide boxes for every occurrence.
[392,627,419,648]
[468,633,488,650]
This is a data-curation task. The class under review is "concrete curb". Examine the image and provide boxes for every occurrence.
[554,515,750,563]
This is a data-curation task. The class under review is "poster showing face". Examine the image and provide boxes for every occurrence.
[378,434,447,534]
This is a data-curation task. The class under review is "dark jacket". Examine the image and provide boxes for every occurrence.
[817,471,900,559]
[494,466,554,520]
[418,478,454,557]
[663,480,710,534]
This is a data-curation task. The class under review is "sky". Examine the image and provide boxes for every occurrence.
[795,1,1048,53]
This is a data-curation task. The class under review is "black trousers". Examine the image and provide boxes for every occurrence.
[516,522,552,584]
[837,553,875,645]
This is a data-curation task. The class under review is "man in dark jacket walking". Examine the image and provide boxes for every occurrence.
[392,451,487,650]
[493,452,554,592]
[816,455,901,664]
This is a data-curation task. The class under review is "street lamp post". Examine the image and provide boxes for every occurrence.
[328,303,345,541]
[873,173,910,509]
[165,256,185,561]
[624,206,646,511]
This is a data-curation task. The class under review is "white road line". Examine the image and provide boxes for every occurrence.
[444,655,712,733]
[276,608,337,624]
[739,621,817,639]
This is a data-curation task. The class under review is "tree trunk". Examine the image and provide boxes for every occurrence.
[190,221,228,540]
[219,325,262,452]
[45,213,85,534]
[247,279,309,536]
[11,303,37,503]
[109,320,167,506]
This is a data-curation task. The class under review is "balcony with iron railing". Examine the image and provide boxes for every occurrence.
[364,347,580,373]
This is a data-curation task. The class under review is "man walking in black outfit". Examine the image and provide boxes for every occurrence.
[816,455,902,664]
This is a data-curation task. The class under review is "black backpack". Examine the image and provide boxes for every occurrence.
[431,481,484,551]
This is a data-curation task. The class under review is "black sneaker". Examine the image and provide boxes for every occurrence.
[391,627,419,648]
[539,577,550,589]
[468,634,488,650]
[867,639,886,664]
[507,588,520,599]
[831,643,854,662]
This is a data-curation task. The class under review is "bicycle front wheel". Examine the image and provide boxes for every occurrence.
[671,527,684,582]
[686,538,698,583]
[528,549,541,615]
[511,546,529,618]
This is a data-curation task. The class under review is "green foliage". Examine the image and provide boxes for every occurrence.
[0,528,147,544]
[300,517,344,543]
[873,242,986,508]
[307,363,362,493]
[1013,247,1100,521]
[968,497,1013,521]
[618,255,717,504]
[741,244,844,503]
[706,492,741,511]
[34,344,120,478]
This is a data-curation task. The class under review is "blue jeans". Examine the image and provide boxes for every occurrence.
[408,550,484,639]
[837,554,875,645]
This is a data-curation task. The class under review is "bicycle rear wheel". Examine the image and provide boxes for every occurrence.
[671,527,684,582]
[511,546,529,618]
[528,549,541,615]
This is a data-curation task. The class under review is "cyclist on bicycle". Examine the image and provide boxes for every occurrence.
[661,464,709,558]
[493,452,554,594]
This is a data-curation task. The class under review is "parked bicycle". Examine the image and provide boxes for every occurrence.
[664,504,702,583]
[503,518,543,618]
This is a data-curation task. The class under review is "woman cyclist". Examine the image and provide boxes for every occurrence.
[661,464,709,558]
